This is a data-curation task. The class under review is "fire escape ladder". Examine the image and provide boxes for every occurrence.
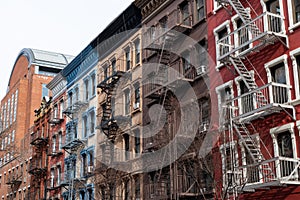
[233,121,275,179]
[229,56,268,107]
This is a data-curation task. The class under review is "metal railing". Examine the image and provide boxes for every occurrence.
[144,181,169,199]
[239,157,300,185]
[217,12,285,60]
[143,61,205,97]
[143,9,192,48]
[231,82,291,117]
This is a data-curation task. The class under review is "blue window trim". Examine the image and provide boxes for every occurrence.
[82,113,89,139]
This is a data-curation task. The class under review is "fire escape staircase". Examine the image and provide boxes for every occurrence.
[97,71,124,141]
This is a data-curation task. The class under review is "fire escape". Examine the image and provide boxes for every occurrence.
[29,127,48,199]
[61,94,89,197]
[142,7,208,199]
[217,0,300,193]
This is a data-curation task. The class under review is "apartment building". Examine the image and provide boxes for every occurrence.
[0,48,72,200]
[46,73,68,200]
[135,0,211,199]
[96,4,142,199]
[59,43,99,199]
[207,0,300,199]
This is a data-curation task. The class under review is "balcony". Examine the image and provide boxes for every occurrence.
[47,176,64,190]
[48,110,64,125]
[60,171,86,187]
[144,62,207,99]
[30,130,48,146]
[217,12,286,61]
[230,82,293,121]
[238,157,300,191]
[6,174,22,185]
[63,100,88,116]
[144,181,170,199]
[62,133,86,152]
[143,9,192,50]
[29,159,46,175]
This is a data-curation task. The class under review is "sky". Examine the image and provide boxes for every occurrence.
[0,0,133,100]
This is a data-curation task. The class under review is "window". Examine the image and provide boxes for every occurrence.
[182,50,191,72]
[134,130,140,157]
[59,99,64,118]
[277,131,293,158]
[288,0,300,27]
[216,81,233,127]
[238,79,254,114]
[124,134,130,161]
[124,89,131,115]
[111,59,116,74]
[83,115,88,138]
[7,133,10,145]
[291,50,300,99]
[58,132,62,150]
[13,90,18,121]
[7,99,10,126]
[134,39,141,65]
[195,0,204,22]
[85,79,89,101]
[52,136,56,153]
[103,65,108,80]
[10,95,14,125]
[87,187,93,200]
[265,56,289,104]
[135,176,140,199]
[270,62,286,84]
[220,142,239,188]
[270,123,297,178]
[80,190,85,200]
[234,18,250,53]
[124,181,130,200]
[125,48,131,70]
[179,1,191,26]
[42,84,49,98]
[74,87,79,103]
[57,166,61,185]
[134,83,140,109]
[214,21,230,67]
[159,16,168,29]
[68,92,73,106]
[53,104,58,119]
[50,168,55,187]
[91,73,96,97]
[89,110,95,134]
[82,153,87,176]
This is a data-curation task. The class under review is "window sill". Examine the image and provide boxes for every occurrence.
[131,107,141,114]
[213,6,222,15]
[89,132,95,138]
[289,22,300,32]
[215,63,225,71]
[89,94,96,101]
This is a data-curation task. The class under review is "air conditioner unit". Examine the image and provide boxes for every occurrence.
[196,65,207,76]
[87,166,93,173]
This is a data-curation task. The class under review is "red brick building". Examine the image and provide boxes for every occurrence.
[207,0,300,199]
[0,48,72,199]
[46,73,67,200]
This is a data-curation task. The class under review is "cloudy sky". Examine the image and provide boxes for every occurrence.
[0,0,133,99]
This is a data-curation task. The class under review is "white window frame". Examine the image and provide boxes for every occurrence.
[270,123,298,178]
[264,54,291,102]
[220,141,239,188]
[231,10,253,55]
[215,80,234,127]
[234,71,256,115]
[287,0,300,31]
[261,0,286,34]
[213,0,222,14]
[213,20,231,69]
[290,48,300,100]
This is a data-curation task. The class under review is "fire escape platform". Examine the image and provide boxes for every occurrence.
[62,138,86,150]
[217,12,287,62]
[234,103,294,122]
[30,138,48,146]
